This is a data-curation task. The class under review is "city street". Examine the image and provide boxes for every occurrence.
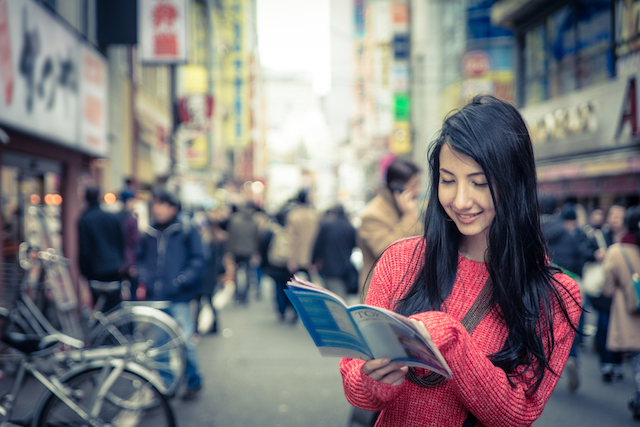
[174,278,640,427]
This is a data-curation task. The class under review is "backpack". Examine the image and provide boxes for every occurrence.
[267,222,290,268]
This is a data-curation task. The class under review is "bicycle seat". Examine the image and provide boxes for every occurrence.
[2,331,59,354]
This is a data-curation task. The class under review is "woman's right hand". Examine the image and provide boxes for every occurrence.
[362,358,408,386]
[394,189,418,218]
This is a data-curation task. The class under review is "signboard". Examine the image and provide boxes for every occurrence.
[138,0,188,64]
[0,0,107,156]
[389,121,411,155]
[79,44,107,155]
[521,71,639,160]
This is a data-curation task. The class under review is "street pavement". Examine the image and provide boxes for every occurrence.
[174,278,640,427]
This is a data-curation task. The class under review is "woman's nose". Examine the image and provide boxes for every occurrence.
[453,185,473,210]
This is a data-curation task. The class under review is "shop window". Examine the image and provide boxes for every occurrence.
[1,155,62,305]
[614,0,640,57]
[522,0,614,107]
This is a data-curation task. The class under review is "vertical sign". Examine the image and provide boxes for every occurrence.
[139,0,188,63]
[230,0,247,147]
[79,44,107,154]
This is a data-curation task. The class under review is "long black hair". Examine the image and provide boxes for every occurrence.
[394,95,579,394]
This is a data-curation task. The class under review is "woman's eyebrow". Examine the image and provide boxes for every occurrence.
[439,167,485,178]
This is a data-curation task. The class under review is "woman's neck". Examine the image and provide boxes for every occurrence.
[458,235,488,262]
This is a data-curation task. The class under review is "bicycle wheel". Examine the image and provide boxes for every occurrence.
[35,366,176,427]
[88,306,187,397]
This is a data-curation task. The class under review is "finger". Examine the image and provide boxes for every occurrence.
[362,358,391,376]
[363,360,406,382]
[388,366,409,386]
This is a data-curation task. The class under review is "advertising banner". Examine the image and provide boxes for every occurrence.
[79,44,107,155]
[138,0,188,64]
[0,0,107,156]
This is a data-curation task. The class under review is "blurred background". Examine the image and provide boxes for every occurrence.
[0,0,639,309]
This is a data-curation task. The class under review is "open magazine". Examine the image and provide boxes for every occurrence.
[285,276,452,378]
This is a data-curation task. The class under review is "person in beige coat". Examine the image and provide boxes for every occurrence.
[285,189,320,279]
[602,205,640,419]
[356,158,424,302]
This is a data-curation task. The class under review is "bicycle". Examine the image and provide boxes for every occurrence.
[14,243,188,397]
[0,307,176,427]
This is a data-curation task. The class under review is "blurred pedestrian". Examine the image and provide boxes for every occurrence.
[540,197,587,392]
[312,204,357,300]
[602,206,640,419]
[356,157,423,301]
[226,201,261,305]
[340,95,581,427]
[116,189,139,301]
[263,207,296,322]
[78,186,125,313]
[285,189,320,281]
[583,204,626,382]
[137,188,205,399]
[195,209,228,334]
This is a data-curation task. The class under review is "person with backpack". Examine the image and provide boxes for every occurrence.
[137,188,205,399]
[264,203,297,323]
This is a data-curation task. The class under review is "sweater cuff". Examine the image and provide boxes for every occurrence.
[360,364,404,404]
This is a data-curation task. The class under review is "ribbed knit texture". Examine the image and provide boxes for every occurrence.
[340,237,581,427]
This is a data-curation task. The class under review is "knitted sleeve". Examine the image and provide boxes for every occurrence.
[339,238,581,426]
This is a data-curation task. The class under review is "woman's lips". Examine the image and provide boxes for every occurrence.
[455,212,480,224]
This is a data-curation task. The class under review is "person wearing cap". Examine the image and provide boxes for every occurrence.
[137,188,205,399]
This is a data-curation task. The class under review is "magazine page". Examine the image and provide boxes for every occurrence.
[350,306,452,377]
[284,288,374,361]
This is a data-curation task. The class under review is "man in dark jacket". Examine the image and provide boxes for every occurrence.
[78,186,124,313]
[540,196,586,393]
[137,188,205,399]
[312,205,357,299]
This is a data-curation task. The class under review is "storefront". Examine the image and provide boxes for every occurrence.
[493,0,640,210]
[0,0,107,303]
[520,50,640,210]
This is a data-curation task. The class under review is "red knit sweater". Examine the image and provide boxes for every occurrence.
[339,237,581,427]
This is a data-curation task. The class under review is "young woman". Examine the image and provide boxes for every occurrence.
[340,95,582,427]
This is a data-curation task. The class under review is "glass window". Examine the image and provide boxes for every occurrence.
[577,0,613,88]
[2,156,62,305]
[522,0,614,106]
[547,6,576,98]
[524,24,548,106]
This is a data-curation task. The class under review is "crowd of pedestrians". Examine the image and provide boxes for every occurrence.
[537,194,640,420]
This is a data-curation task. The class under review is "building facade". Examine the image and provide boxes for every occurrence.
[492,0,640,209]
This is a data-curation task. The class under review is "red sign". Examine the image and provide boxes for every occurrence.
[461,50,491,78]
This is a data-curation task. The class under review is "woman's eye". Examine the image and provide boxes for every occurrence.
[440,179,454,185]
[473,182,488,187]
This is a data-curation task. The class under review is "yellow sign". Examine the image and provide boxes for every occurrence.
[216,0,250,149]
[186,134,209,170]
[390,121,412,154]
[180,65,208,94]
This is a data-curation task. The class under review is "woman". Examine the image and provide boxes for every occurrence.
[357,157,423,301]
[340,95,582,427]
[601,206,640,419]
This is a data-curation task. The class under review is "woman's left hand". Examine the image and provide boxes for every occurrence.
[361,358,408,386]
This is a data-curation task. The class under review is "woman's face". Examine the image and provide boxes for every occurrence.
[438,143,495,242]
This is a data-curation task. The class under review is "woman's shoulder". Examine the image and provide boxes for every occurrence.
[385,235,424,255]
[551,270,582,315]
